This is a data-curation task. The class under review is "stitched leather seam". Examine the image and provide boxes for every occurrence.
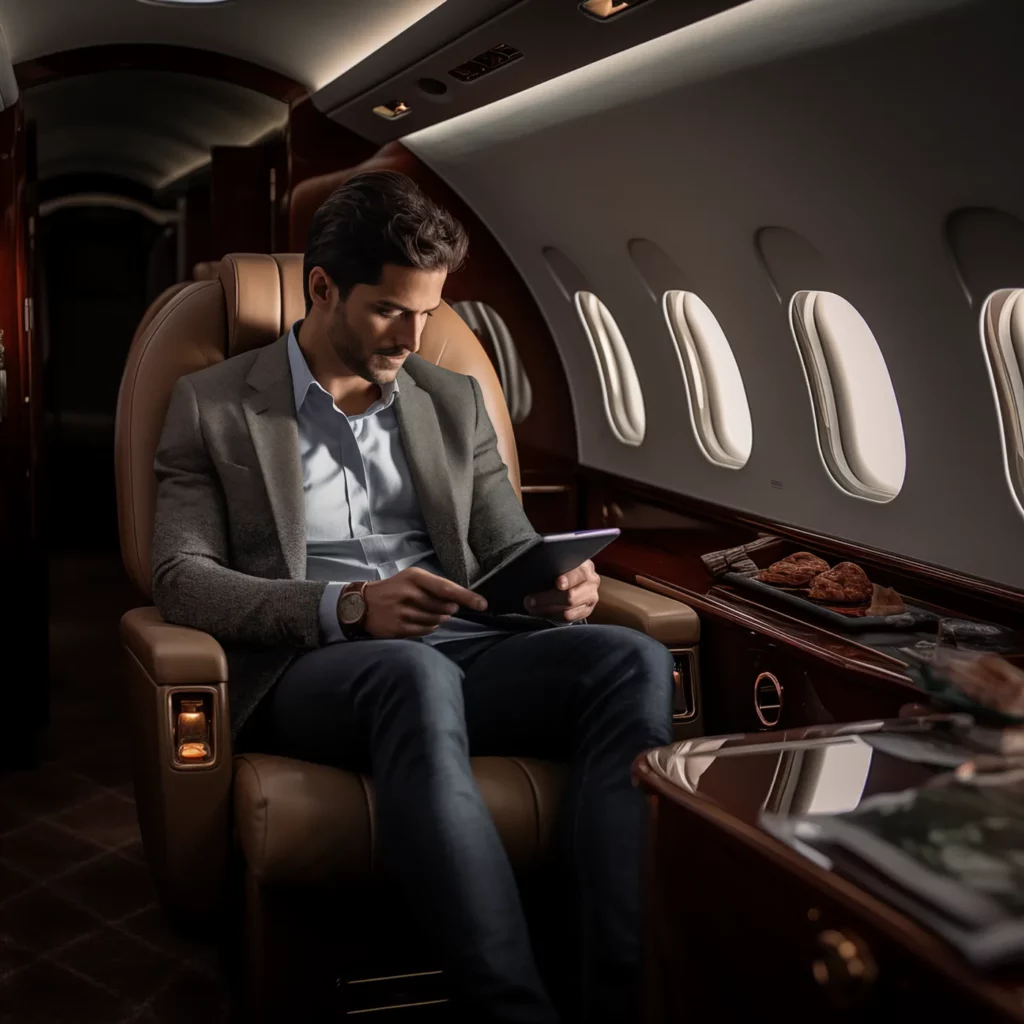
[357,773,376,876]
[434,334,449,367]
[235,755,269,881]
[124,281,219,591]
[507,757,543,871]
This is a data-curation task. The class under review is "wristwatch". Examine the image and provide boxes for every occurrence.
[337,581,371,640]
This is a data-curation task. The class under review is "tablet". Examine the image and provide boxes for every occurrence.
[470,529,621,614]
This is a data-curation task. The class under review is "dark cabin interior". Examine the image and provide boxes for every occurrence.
[2,0,1024,1021]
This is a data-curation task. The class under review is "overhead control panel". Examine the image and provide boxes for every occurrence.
[315,0,746,146]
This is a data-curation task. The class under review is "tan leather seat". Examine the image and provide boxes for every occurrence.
[235,753,567,885]
[115,252,699,1012]
[128,282,190,352]
[192,260,220,282]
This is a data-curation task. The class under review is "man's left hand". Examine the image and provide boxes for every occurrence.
[524,560,600,622]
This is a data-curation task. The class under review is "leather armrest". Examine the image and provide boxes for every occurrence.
[121,605,232,925]
[121,606,228,684]
[589,577,700,645]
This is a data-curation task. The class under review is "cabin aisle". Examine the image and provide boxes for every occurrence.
[0,552,233,1024]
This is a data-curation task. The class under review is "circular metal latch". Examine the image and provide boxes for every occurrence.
[753,671,783,727]
[812,929,877,1008]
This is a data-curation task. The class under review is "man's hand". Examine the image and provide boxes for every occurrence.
[353,567,488,639]
[523,560,600,623]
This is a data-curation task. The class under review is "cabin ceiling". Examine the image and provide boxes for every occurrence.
[2,0,523,193]
[0,0,454,92]
[23,70,287,190]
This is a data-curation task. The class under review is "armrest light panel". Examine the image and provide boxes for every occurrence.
[168,687,218,770]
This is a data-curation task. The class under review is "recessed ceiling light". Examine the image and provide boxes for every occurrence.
[373,100,412,121]
[136,0,232,7]
[579,0,652,20]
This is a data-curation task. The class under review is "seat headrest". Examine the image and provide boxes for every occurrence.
[192,260,220,282]
[219,253,305,357]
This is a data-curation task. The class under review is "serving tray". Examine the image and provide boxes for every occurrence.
[722,572,940,632]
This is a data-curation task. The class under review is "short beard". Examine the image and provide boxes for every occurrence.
[326,306,386,386]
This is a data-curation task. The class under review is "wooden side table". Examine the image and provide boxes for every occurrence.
[634,718,1024,1022]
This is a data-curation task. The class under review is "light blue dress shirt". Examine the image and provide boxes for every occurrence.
[287,327,501,646]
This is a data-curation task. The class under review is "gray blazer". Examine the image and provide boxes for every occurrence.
[150,335,541,739]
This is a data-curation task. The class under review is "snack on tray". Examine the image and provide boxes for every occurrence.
[758,559,821,587]
[944,654,1024,717]
[782,551,830,575]
[807,561,873,604]
[866,585,905,617]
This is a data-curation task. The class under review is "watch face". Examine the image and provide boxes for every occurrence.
[339,591,366,626]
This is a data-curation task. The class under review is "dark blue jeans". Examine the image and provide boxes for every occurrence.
[263,624,674,1023]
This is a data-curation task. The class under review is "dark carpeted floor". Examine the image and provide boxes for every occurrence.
[0,551,233,1024]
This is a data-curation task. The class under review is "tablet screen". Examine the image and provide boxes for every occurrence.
[471,529,620,613]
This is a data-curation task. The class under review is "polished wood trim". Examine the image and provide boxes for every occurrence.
[583,465,1024,626]
[286,98,377,194]
[14,45,306,103]
[636,757,1024,1021]
[0,102,31,542]
[636,574,921,694]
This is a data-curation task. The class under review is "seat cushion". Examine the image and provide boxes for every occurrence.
[233,753,567,886]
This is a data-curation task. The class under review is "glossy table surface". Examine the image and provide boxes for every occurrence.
[642,716,974,828]
[636,716,1024,1020]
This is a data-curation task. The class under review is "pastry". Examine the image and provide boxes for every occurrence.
[758,559,821,587]
[946,655,1024,717]
[807,561,872,604]
[782,551,829,575]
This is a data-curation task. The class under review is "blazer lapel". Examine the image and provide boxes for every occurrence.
[395,369,468,585]
[242,337,306,580]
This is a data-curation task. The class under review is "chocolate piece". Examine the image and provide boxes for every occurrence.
[807,561,872,604]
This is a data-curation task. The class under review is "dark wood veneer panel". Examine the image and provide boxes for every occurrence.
[14,45,305,104]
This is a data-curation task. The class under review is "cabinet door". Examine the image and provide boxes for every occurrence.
[0,101,46,766]
[645,800,1010,1023]
[700,618,907,735]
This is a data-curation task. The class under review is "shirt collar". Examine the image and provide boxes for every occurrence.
[287,321,399,415]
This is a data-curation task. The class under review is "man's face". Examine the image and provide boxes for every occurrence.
[322,263,447,386]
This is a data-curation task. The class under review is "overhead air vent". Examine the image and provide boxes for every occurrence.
[579,0,654,20]
[449,44,522,84]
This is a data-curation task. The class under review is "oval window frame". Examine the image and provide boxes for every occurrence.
[662,290,752,470]
[789,290,906,502]
[574,291,645,447]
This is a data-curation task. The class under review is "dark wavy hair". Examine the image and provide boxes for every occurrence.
[302,170,468,312]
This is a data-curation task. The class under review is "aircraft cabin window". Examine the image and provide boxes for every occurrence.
[789,290,906,502]
[981,289,1024,518]
[663,291,752,469]
[451,300,533,425]
[574,291,646,446]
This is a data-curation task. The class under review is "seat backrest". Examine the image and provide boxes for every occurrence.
[114,253,520,598]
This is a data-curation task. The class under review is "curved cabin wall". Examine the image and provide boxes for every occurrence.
[288,139,577,465]
[403,0,1024,590]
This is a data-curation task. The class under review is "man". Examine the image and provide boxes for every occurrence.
[151,171,673,1023]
